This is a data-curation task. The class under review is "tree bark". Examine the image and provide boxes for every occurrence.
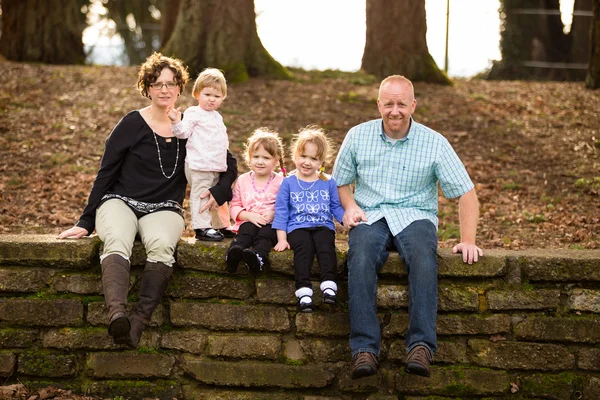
[159,0,180,48]
[586,0,600,88]
[568,0,593,80]
[162,0,290,82]
[0,0,85,64]
[488,0,575,80]
[361,0,449,84]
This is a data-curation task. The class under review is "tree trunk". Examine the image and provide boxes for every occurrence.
[488,0,574,80]
[104,0,161,66]
[0,0,85,64]
[568,0,593,81]
[159,0,180,48]
[586,0,600,88]
[361,0,449,84]
[162,0,290,82]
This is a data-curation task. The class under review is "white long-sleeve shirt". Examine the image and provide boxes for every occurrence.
[171,105,228,172]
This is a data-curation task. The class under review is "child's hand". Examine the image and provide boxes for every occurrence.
[261,210,274,223]
[247,212,268,227]
[167,106,182,124]
[274,240,290,252]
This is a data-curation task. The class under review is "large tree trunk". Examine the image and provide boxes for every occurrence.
[0,0,85,64]
[159,0,180,48]
[162,0,290,82]
[488,0,574,80]
[104,0,161,66]
[568,0,593,80]
[587,0,600,88]
[361,0,449,84]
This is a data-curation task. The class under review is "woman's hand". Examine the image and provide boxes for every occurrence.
[57,226,89,239]
[199,190,218,213]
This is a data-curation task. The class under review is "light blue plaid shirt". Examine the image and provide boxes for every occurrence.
[332,118,474,236]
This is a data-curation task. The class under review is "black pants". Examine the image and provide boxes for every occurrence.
[230,222,277,262]
[288,227,337,290]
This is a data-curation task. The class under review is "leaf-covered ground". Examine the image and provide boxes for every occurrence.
[1,58,598,249]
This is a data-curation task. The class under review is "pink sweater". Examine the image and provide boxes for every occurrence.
[230,171,284,231]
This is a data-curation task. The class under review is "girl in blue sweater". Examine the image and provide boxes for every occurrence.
[273,126,345,312]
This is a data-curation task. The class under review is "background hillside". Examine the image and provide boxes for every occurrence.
[1,59,598,249]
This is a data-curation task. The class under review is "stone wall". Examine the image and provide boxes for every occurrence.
[1,234,600,399]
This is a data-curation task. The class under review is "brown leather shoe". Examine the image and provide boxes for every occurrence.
[405,345,432,377]
[351,351,378,379]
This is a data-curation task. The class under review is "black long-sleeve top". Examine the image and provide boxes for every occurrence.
[76,111,238,234]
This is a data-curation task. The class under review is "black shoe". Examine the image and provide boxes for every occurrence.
[352,351,378,379]
[242,248,263,275]
[219,228,236,238]
[226,245,244,273]
[297,295,314,313]
[323,290,337,304]
[195,228,224,242]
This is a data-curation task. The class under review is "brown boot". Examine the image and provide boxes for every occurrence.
[127,261,173,349]
[405,345,433,377]
[101,254,131,345]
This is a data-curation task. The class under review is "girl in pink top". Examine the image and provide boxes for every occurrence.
[226,128,286,275]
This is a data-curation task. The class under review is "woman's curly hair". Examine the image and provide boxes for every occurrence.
[136,52,189,98]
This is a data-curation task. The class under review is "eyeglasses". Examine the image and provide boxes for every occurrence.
[149,82,178,90]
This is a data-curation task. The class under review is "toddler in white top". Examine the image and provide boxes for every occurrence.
[168,68,231,241]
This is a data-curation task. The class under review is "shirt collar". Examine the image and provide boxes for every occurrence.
[379,117,414,142]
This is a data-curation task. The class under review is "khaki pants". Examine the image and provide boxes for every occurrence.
[185,163,230,230]
[96,199,184,266]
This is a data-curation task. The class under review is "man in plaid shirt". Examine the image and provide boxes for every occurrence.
[333,75,483,379]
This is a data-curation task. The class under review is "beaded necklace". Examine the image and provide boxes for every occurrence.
[295,174,318,191]
[251,171,274,193]
[149,107,179,179]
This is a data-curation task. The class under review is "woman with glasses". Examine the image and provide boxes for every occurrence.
[57,52,238,349]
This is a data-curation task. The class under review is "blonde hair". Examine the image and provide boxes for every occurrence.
[378,74,414,100]
[290,125,335,181]
[244,128,286,175]
[192,68,227,99]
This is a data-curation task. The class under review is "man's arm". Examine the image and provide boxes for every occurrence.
[338,185,367,227]
[452,188,483,264]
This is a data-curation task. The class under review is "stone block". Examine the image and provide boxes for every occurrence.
[577,347,600,370]
[0,234,100,268]
[160,330,208,354]
[175,239,228,272]
[583,377,600,399]
[182,356,335,388]
[568,289,600,313]
[0,351,16,377]
[0,328,38,348]
[518,249,600,281]
[256,279,348,306]
[296,312,349,337]
[87,352,175,378]
[388,340,468,364]
[0,267,55,292]
[437,314,510,335]
[42,328,121,350]
[207,334,281,359]
[438,248,508,277]
[518,372,584,400]
[438,285,479,311]
[18,350,79,377]
[52,273,101,294]
[169,272,253,299]
[170,302,290,332]
[487,289,560,311]
[181,387,303,400]
[87,301,166,327]
[379,251,407,277]
[298,338,350,362]
[514,316,600,343]
[468,338,574,370]
[377,285,408,308]
[89,379,181,400]
[0,299,83,327]
[382,313,409,337]
[268,243,347,278]
[395,367,509,396]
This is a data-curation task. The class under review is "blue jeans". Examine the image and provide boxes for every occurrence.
[347,218,438,358]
